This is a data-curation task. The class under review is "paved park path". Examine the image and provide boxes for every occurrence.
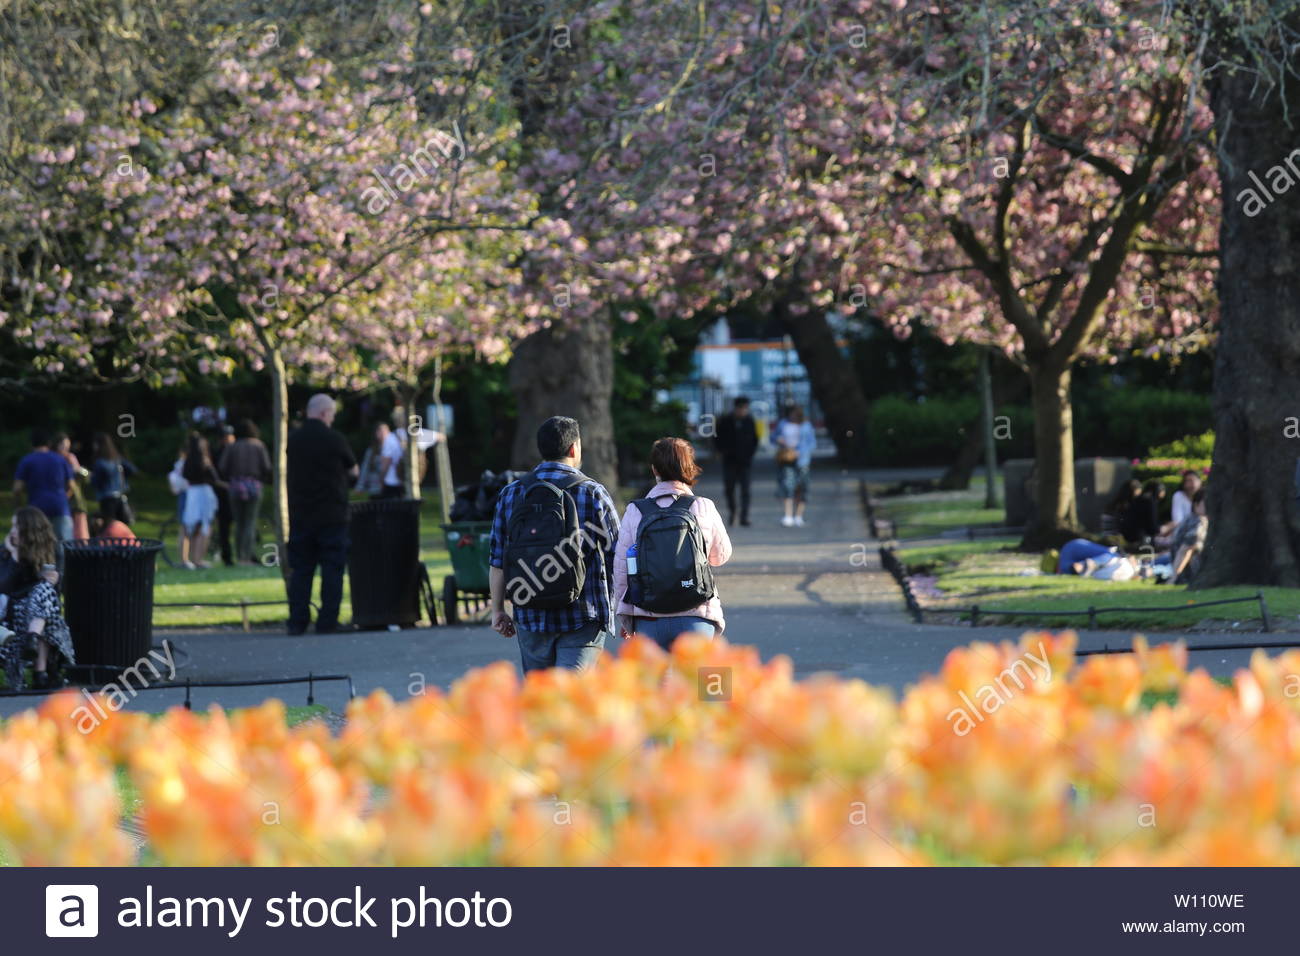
[1,459,1285,717]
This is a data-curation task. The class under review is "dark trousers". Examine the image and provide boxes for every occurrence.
[721,457,753,521]
[287,521,348,632]
[215,487,233,566]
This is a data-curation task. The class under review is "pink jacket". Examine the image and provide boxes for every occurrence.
[613,480,733,633]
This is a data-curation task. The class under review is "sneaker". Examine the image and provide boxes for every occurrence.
[781,515,795,527]
[793,515,805,527]
[181,560,197,570]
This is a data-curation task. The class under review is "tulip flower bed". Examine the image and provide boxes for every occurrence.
[2,632,1299,865]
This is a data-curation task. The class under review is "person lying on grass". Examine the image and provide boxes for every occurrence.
[1057,538,1140,581]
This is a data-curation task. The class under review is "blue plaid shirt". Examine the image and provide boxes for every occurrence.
[489,462,619,634]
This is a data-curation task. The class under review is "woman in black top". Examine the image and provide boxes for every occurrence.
[180,432,225,569]
[1120,480,1165,544]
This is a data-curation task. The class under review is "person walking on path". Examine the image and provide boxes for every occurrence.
[613,437,732,650]
[13,429,75,542]
[286,394,358,635]
[54,432,91,540]
[180,432,224,569]
[774,404,816,527]
[489,416,619,673]
[218,419,273,564]
[212,425,236,566]
[714,396,759,526]
[88,432,137,525]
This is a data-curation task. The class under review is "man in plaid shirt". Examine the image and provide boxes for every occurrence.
[489,416,620,672]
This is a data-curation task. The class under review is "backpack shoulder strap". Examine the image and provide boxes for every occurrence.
[631,498,658,519]
[666,495,696,513]
[552,473,589,492]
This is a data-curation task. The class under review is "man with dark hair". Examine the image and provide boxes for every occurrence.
[285,394,358,635]
[13,428,75,541]
[714,396,759,526]
[488,415,619,672]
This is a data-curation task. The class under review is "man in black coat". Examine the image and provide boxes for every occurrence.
[714,396,759,526]
[286,394,358,634]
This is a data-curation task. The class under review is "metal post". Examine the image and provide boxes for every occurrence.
[1088,606,1098,630]
[978,348,1000,509]
[1258,591,1273,633]
[971,605,980,627]
[240,600,250,633]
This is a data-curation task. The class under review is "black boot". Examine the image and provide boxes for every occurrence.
[32,670,50,690]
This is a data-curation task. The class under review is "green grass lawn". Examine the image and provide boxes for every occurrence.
[904,545,1300,631]
[880,480,1300,632]
[1,475,454,630]
[896,537,1021,570]
[869,476,1007,539]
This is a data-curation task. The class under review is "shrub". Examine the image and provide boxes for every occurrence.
[1146,430,1215,461]
[867,395,1033,465]
[1073,389,1213,459]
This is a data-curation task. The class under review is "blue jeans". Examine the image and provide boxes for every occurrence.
[516,619,607,673]
[631,615,717,652]
[49,514,73,543]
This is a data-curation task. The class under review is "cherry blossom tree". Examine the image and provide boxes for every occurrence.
[6,45,544,560]
[544,0,1219,544]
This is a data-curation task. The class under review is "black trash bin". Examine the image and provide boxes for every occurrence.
[62,537,163,672]
[348,499,423,629]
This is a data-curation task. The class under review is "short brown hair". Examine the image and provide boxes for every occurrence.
[650,437,702,486]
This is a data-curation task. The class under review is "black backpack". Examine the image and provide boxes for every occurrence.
[503,473,590,609]
[630,495,715,613]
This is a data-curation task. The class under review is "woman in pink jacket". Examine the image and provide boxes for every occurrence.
[613,437,732,649]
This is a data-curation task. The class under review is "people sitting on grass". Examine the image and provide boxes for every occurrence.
[0,507,75,689]
[1101,478,1142,535]
[1170,469,1203,525]
[1153,489,1208,585]
[1119,479,1171,546]
[1057,537,1139,581]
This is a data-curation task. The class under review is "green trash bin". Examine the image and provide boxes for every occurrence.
[441,521,491,624]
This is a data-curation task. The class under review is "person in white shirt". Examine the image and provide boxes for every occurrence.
[1169,469,1203,525]
[378,421,406,498]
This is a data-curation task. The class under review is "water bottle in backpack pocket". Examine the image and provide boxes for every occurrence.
[629,495,715,613]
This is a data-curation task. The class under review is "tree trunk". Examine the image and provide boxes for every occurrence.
[938,422,984,490]
[978,349,1000,508]
[1023,359,1078,549]
[1196,62,1300,587]
[265,344,290,580]
[772,301,870,465]
[398,385,422,500]
[509,316,618,493]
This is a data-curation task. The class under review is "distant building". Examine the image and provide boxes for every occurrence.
[668,317,834,447]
